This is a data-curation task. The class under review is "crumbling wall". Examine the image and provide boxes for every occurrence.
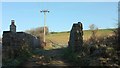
[2,31,41,62]
[68,22,83,52]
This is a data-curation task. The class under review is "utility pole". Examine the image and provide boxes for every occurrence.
[40,10,49,43]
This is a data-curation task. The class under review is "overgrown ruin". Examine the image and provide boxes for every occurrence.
[68,22,83,52]
[2,20,41,65]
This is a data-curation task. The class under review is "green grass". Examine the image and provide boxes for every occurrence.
[46,29,115,45]
[46,32,70,44]
[83,29,114,40]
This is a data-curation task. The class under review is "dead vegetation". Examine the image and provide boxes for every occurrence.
[63,28,119,66]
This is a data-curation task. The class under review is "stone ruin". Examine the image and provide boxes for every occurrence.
[2,20,41,63]
[68,22,83,52]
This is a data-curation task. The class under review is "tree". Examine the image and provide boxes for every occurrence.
[25,26,49,37]
[89,24,98,43]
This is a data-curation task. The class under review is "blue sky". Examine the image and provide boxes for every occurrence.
[1,2,118,36]
[1,0,119,2]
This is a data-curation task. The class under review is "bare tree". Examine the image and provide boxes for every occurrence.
[89,24,98,40]
[25,26,49,42]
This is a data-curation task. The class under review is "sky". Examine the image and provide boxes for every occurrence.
[1,0,119,2]
[1,2,118,37]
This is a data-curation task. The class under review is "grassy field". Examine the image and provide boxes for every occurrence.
[46,32,70,44]
[46,29,114,45]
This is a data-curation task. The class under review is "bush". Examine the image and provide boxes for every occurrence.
[26,26,49,36]
[2,43,33,67]
[50,32,59,34]
[63,47,90,66]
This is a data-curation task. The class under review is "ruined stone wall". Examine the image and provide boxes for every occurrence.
[68,22,83,52]
[2,31,41,61]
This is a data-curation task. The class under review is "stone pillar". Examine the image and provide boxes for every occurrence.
[10,20,16,32]
[68,22,83,52]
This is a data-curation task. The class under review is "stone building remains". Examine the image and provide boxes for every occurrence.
[68,22,83,52]
[2,20,41,62]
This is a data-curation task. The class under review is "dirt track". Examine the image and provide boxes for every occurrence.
[21,48,72,67]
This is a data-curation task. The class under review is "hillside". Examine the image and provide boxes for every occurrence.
[46,29,115,45]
